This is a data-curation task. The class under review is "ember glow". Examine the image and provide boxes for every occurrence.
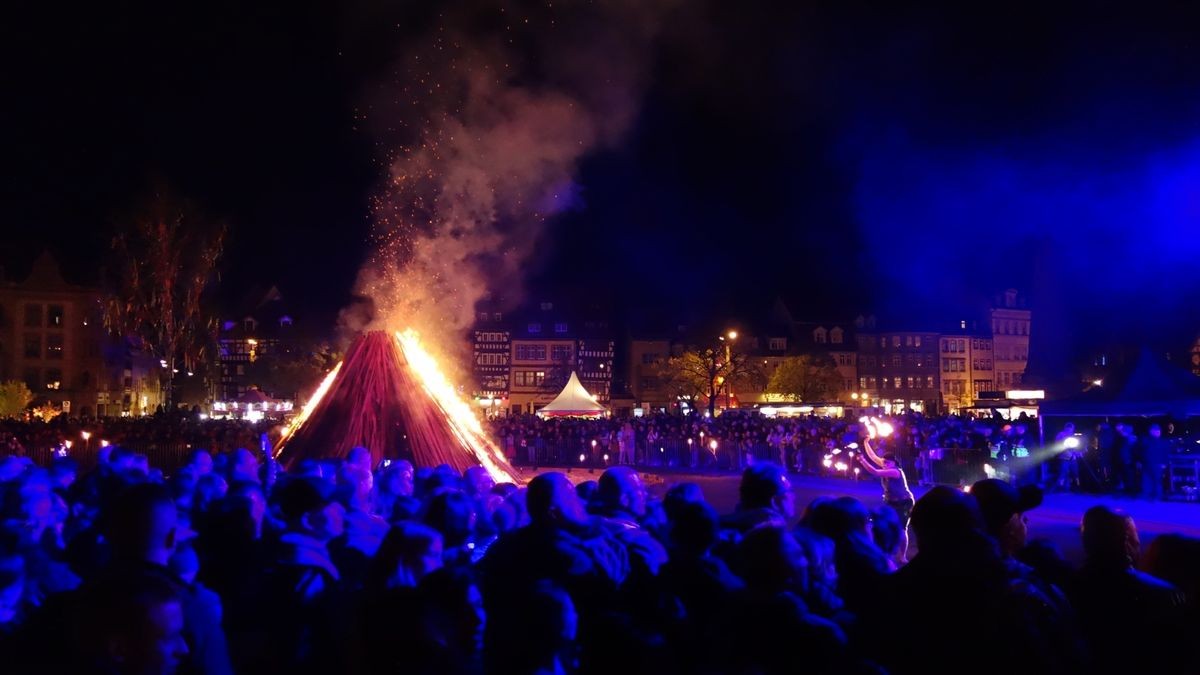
[393,329,516,484]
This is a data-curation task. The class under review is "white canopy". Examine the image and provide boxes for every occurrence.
[538,372,607,417]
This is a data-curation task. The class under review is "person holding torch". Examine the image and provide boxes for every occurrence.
[855,417,915,561]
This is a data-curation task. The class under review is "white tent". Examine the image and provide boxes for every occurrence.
[537,372,607,417]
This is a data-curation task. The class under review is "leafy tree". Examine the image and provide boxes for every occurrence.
[656,342,763,416]
[104,186,226,409]
[0,380,33,418]
[767,354,843,402]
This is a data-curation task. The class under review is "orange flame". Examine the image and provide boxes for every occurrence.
[394,330,516,484]
[274,362,342,457]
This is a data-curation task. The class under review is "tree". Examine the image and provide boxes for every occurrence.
[767,354,843,402]
[656,342,763,416]
[0,380,33,418]
[104,187,226,409]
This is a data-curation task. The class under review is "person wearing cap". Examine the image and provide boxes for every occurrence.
[258,476,349,674]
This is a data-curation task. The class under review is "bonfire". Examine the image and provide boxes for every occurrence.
[274,330,516,483]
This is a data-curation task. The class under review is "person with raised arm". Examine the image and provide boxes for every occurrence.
[855,418,915,563]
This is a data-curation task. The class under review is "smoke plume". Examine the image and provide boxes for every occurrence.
[342,1,675,376]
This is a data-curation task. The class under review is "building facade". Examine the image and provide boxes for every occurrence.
[0,253,163,416]
[991,289,1032,390]
[471,300,615,415]
[216,286,296,402]
[938,329,994,412]
[855,320,941,414]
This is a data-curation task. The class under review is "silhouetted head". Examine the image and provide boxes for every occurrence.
[526,473,588,527]
[108,483,192,567]
[464,466,494,498]
[739,525,809,594]
[275,477,344,541]
[909,486,985,554]
[669,501,719,558]
[597,467,647,517]
[423,490,477,548]
[369,521,443,589]
[1082,505,1140,568]
[738,462,795,519]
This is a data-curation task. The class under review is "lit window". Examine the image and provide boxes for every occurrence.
[528,323,542,333]
[554,322,568,333]
[914,336,921,348]
[47,334,64,359]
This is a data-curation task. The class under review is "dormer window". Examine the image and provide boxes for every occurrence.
[830,327,843,344]
[540,302,554,311]
[769,337,787,351]
[279,315,293,328]
[528,323,542,334]
[554,322,568,334]
[243,317,257,332]
[813,327,827,344]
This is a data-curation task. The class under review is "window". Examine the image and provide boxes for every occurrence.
[478,312,489,322]
[554,322,568,334]
[905,336,913,347]
[493,313,502,321]
[23,368,39,390]
[868,377,877,389]
[551,344,572,362]
[838,353,852,366]
[45,368,62,390]
[47,305,64,327]
[860,377,867,389]
[906,376,914,389]
[24,304,42,327]
[244,317,257,332]
[813,328,827,344]
[526,323,542,334]
[830,327,843,344]
[236,365,245,375]
[23,334,41,359]
[882,378,889,390]
[927,376,934,388]
[769,337,787,351]
[893,377,901,389]
[540,302,553,311]
[892,336,901,348]
[913,377,922,389]
[280,316,293,327]
[914,336,922,348]
[880,337,886,348]
[515,345,547,361]
[46,334,64,359]
[892,354,901,367]
[958,339,966,352]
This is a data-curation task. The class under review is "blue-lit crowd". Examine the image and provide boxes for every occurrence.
[0,425,1197,674]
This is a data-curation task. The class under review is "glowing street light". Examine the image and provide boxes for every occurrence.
[1091,379,1103,387]
[81,431,91,441]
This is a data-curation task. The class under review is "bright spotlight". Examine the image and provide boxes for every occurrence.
[1064,437,1080,449]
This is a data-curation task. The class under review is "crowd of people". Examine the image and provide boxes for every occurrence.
[1,428,1198,674]
[489,411,1194,498]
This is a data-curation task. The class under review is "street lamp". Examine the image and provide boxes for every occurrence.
[724,330,738,411]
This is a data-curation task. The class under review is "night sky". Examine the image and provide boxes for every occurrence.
[6,1,1200,377]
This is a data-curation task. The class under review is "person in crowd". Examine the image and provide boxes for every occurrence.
[871,487,1075,674]
[722,525,848,673]
[1053,422,1081,492]
[226,449,259,485]
[184,449,213,477]
[84,573,191,675]
[423,490,479,567]
[855,436,914,561]
[869,505,905,570]
[258,476,349,674]
[970,478,1043,559]
[1138,423,1171,501]
[720,462,795,534]
[1070,506,1187,673]
[806,497,891,614]
[481,472,628,671]
[374,459,419,522]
